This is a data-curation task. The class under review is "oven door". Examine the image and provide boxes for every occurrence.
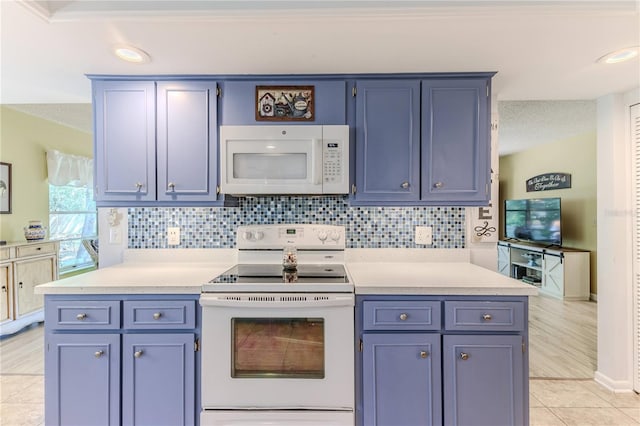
[219,125,324,195]
[200,293,354,410]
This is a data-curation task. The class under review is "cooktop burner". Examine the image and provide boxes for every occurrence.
[202,263,352,293]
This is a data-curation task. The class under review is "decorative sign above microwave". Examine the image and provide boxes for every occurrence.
[526,172,572,192]
[256,85,314,121]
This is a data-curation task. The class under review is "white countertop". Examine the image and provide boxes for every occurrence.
[348,262,537,296]
[35,248,536,297]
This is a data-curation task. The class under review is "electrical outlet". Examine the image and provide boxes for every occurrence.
[167,227,180,245]
[415,226,433,245]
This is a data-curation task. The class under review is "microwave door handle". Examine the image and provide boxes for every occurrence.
[312,139,323,185]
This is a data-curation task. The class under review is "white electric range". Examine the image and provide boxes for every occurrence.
[200,224,354,426]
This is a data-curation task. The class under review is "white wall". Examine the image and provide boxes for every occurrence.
[595,87,639,392]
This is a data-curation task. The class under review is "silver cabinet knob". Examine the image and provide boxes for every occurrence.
[94,350,104,358]
[401,182,410,189]
[399,313,408,321]
[482,313,492,321]
[152,312,162,320]
[134,350,144,358]
[460,352,469,360]
[135,182,143,191]
[168,182,175,191]
[420,351,428,359]
[433,182,443,189]
[76,313,87,320]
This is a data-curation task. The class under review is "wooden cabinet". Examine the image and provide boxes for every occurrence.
[353,80,421,203]
[92,79,221,205]
[421,79,490,204]
[0,241,59,336]
[357,295,529,426]
[44,295,199,426]
[497,240,590,300]
[352,75,492,206]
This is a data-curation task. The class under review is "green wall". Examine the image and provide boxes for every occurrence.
[499,132,597,294]
[0,106,92,242]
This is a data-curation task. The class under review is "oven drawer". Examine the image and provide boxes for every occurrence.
[444,301,524,332]
[46,300,121,330]
[362,301,441,331]
[123,300,196,329]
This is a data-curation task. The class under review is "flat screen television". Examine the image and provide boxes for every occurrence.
[504,197,561,246]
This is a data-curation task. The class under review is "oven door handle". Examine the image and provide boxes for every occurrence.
[200,294,354,308]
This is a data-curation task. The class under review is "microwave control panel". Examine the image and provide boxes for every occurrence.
[321,126,349,193]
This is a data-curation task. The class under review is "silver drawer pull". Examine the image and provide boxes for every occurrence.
[168,182,176,191]
[94,350,104,358]
[401,181,410,189]
[460,352,469,361]
[135,182,143,191]
[152,312,162,320]
[134,350,144,358]
[399,313,408,321]
[482,313,492,321]
[420,351,428,359]
[433,182,443,189]
[76,313,87,320]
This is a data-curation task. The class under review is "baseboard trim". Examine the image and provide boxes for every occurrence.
[594,371,634,393]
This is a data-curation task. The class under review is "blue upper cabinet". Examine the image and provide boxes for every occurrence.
[92,78,221,206]
[422,78,490,204]
[353,80,421,203]
[94,80,156,203]
[352,75,492,206]
[156,81,218,202]
[220,80,347,125]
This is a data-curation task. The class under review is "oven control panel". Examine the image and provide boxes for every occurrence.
[237,224,345,250]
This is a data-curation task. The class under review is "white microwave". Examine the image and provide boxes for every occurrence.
[219,125,349,195]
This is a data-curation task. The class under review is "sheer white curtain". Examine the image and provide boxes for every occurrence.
[46,149,93,187]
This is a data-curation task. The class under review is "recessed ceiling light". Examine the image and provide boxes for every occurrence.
[113,45,151,64]
[596,46,639,64]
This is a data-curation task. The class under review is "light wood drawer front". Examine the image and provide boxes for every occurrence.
[0,247,12,260]
[123,300,196,329]
[444,301,524,332]
[46,300,120,330]
[17,243,56,258]
[363,301,441,331]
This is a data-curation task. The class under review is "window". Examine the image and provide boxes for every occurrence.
[46,149,96,274]
[49,185,97,273]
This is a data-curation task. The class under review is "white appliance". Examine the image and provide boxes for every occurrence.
[200,224,354,426]
[219,125,349,195]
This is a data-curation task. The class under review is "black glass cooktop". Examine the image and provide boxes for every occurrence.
[208,263,349,284]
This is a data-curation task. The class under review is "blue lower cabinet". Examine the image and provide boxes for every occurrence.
[122,333,195,426]
[45,333,120,426]
[443,334,524,426]
[363,333,442,426]
[44,296,200,426]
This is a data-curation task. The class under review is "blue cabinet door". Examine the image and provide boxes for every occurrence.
[122,333,195,426]
[362,333,442,426]
[157,81,218,202]
[421,78,490,203]
[353,80,421,203]
[45,333,120,426]
[443,334,525,426]
[93,80,156,202]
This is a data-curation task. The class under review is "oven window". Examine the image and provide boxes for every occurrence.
[231,318,324,379]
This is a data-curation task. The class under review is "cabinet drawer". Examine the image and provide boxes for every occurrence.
[17,242,56,258]
[444,301,524,332]
[123,300,196,329]
[46,300,120,330]
[363,301,441,331]
[0,247,13,260]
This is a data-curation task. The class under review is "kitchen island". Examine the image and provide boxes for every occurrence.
[36,250,535,426]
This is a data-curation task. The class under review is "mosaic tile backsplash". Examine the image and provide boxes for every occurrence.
[128,196,465,249]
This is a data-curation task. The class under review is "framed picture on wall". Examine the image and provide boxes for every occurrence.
[0,162,11,214]
[255,85,314,121]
